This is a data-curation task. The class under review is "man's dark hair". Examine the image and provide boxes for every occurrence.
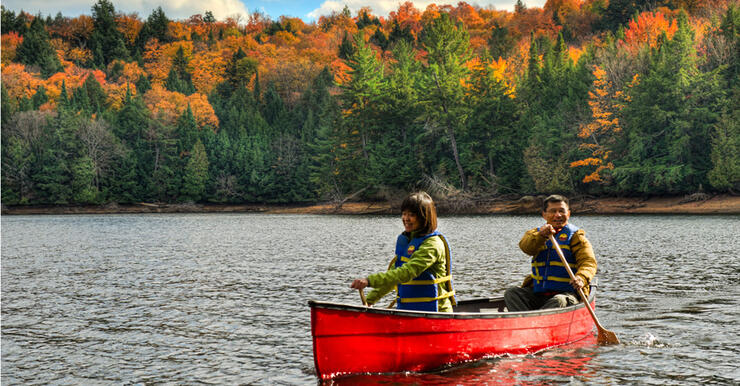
[401,191,437,235]
[543,194,569,212]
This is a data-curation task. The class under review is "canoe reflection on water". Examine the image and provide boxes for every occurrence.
[324,336,597,385]
[310,288,598,380]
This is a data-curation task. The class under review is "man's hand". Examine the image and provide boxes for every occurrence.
[350,278,369,290]
[538,224,556,238]
[570,276,585,291]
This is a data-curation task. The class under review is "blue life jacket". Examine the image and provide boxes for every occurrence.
[531,224,579,293]
[394,230,455,311]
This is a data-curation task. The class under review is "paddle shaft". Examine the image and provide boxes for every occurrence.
[549,234,618,344]
[358,288,368,306]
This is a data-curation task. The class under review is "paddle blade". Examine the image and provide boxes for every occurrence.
[597,328,620,345]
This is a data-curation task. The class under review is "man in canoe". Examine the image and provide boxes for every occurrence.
[504,194,597,311]
[350,191,456,312]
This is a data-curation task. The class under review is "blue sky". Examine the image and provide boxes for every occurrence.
[2,0,546,22]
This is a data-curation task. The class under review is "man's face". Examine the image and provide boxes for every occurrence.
[543,201,570,229]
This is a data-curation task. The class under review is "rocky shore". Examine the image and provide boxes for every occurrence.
[2,194,738,215]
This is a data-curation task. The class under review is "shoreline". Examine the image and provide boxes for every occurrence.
[2,194,739,215]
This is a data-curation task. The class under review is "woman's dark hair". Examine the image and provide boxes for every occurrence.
[401,191,437,235]
[543,194,570,212]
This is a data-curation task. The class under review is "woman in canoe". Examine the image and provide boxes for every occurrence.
[350,191,456,312]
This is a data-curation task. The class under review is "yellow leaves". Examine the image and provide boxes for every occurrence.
[190,51,226,95]
[570,65,622,183]
[68,47,93,65]
[104,82,136,110]
[568,46,583,64]
[271,30,299,46]
[143,85,219,129]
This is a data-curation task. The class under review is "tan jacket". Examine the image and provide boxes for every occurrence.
[519,227,597,298]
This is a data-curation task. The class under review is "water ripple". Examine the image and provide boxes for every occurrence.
[2,213,739,384]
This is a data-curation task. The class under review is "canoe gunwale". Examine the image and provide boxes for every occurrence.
[308,287,596,320]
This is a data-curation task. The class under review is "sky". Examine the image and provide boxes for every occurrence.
[2,0,547,23]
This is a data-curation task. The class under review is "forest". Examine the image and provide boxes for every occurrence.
[1,0,738,206]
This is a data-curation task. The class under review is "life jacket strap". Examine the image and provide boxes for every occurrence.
[398,290,456,303]
[401,275,452,285]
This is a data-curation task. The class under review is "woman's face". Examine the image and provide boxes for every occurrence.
[402,210,421,233]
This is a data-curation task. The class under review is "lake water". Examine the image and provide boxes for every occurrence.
[2,213,739,384]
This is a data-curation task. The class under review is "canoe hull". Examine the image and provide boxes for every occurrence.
[310,295,596,379]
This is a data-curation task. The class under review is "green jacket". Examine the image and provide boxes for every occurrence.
[366,232,453,312]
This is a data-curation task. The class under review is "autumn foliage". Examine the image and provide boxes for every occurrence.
[1,1,737,205]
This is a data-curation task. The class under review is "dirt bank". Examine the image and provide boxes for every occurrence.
[2,194,739,215]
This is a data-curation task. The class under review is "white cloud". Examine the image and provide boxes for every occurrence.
[2,0,248,21]
[307,0,546,20]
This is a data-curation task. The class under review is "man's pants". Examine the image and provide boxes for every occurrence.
[504,286,578,312]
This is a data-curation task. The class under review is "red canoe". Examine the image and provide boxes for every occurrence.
[309,291,597,380]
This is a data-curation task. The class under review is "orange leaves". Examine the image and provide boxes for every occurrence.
[144,85,218,128]
[1,63,42,100]
[1,33,23,65]
[107,60,146,85]
[142,40,194,86]
[331,58,352,85]
[571,157,602,167]
[621,11,678,53]
[167,21,191,41]
[451,2,484,29]
[389,2,422,40]
[116,14,143,46]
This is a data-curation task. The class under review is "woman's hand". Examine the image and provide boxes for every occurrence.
[350,278,369,290]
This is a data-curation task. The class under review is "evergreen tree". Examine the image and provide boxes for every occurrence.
[136,6,170,52]
[175,104,199,157]
[419,13,472,190]
[615,13,723,193]
[31,86,49,109]
[371,28,389,51]
[15,16,63,77]
[340,32,384,189]
[135,74,152,94]
[388,20,414,45]
[164,46,196,94]
[464,55,522,193]
[1,85,16,125]
[338,32,356,60]
[70,156,98,203]
[488,22,515,59]
[180,139,209,201]
[89,0,130,67]
[708,112,740,192]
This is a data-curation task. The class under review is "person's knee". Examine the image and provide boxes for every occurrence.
[551,293,577,307]
[552,294,570,307]
[504,287,522,302]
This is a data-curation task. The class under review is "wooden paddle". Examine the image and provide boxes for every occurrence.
[549,234,619,345]
[358,289,368,306]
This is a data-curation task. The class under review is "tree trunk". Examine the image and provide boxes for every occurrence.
[447,125,467,191]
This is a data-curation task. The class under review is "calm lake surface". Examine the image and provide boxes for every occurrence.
[2,213,739,384]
